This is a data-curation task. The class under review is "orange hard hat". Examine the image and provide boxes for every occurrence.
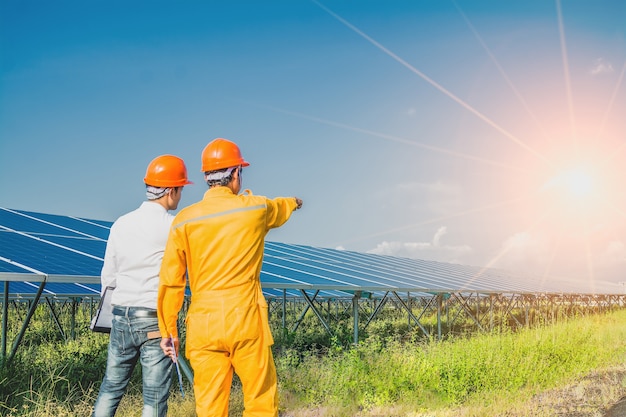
[144,155,194,187]
[201,138,250,172]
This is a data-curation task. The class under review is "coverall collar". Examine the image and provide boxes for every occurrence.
[203,186,235,200]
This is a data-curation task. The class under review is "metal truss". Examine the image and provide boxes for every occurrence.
[265,290,626,344]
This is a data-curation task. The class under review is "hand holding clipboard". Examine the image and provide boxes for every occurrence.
[170,335,185,398]
[160,335,185,398]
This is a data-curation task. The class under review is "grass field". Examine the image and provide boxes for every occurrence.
[1,305,626,416]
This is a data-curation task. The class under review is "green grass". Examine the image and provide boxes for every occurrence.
[275,309,626,416]
[2,307,626,416]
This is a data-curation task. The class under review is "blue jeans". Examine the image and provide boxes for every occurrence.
[92,310,173,417]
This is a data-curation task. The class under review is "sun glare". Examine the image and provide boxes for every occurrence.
[562,168,593,198]
[543,167,595,200]
[314,1,625,283]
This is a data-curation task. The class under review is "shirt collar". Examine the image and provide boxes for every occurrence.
[139,201,169,213]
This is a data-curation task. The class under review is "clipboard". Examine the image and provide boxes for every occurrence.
[170,335,185,398]
[90,286,115,333]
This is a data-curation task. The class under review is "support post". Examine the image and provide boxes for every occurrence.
[1,281,8,365]
[282,289,286,331]
[352,291,361,345]
[437,293,442,340]
[71,298,77,340]
[7,280,46,366]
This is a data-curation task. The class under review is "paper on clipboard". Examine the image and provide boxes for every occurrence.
[90,286,115,333]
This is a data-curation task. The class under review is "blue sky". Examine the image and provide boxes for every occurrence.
[1,0,625,283]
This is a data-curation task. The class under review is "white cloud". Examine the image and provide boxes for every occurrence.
[367,226,472,264]
[489,231,551,273]
[590,58,614,75]
[432,226,446,246]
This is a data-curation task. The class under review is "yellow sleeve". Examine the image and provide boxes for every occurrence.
[266,196,298,230]
[157,225,187,339]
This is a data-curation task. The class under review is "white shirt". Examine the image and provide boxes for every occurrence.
[101,201,174,309]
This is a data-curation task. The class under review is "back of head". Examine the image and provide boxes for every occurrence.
[201,138,250,173]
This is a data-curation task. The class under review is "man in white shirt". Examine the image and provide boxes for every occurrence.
[92,154,192,417]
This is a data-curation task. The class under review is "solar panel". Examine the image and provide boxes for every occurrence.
[0,206,623,300]
[0,208,103,238]
[20,210,111,240]
[0,231,103,276]
[0,259,27,273]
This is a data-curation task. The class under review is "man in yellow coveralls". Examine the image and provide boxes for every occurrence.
[157,138,303,417]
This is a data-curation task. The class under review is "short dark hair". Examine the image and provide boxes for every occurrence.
[205,167,235,187]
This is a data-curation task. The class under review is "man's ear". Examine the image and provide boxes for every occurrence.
[168,187,179,198]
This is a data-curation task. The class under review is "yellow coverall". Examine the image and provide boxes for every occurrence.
[157,186,298,417]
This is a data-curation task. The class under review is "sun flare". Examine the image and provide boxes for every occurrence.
[535,161,610,235]
[542,166,596,200]
[560,168,593,199]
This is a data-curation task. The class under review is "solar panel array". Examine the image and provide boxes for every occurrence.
[0,206,622,299]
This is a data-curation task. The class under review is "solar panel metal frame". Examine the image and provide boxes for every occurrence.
[2,206,626,364]
[1,206,624,298]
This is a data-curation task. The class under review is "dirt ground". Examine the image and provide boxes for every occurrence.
[526,366,626,417]
[605,397,626,417]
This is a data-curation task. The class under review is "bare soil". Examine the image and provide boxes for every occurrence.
[605,397,626,417]
[531,367,626,417]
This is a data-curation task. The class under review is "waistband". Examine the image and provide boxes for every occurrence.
[190,281,261,309]
[112,306,158,318]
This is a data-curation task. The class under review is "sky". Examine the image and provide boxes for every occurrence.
[1,0,625,284]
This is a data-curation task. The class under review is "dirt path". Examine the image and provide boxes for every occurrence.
[532,366,626,417]
[605,397,626,417]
